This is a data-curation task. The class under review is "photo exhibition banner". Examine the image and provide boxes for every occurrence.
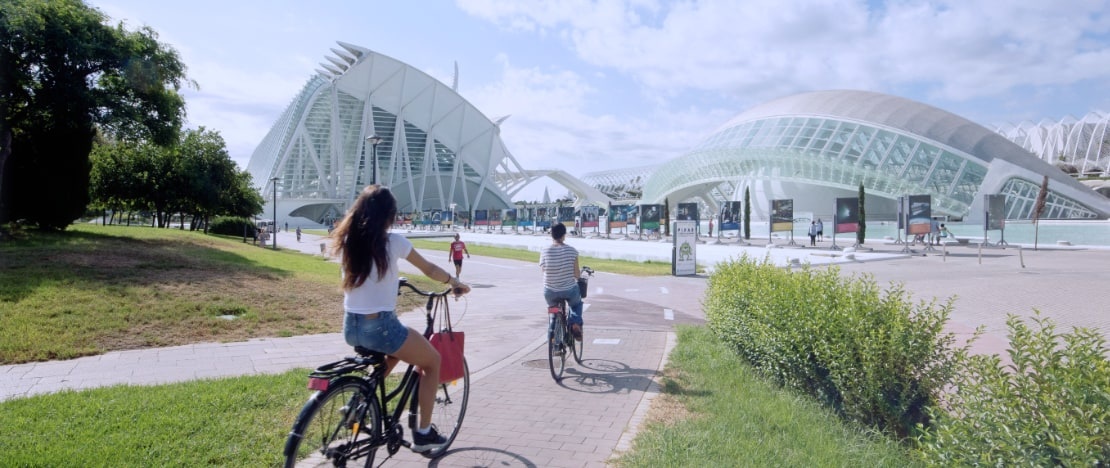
[581,205,599,228]
[474,209,488,226]
[770,199,794,232]
[517,207,533,227]
[835,197,859,234]
[906,195,932,235]
[676,202,698,222]
[502,209,517,227]
[488,208,502,226]
[640,204,662,231]
[558,207,575,227]
[535,207,550,228]
[721,201,741,231]
[609,204,630,229]
[673,220,697,276]
[984,194,1006,231]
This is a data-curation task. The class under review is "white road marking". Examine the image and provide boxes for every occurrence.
[593,338,621,345]
[624,289,640,292]
[595,287,604,295]
[660,287,669,294]
[583,303,591,313]
[664,309,674,320]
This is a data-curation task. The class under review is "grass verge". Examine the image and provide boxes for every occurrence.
[612,325,921,467]
[0,224,437,365]
[0,326,922,466]
[410,238,677,276]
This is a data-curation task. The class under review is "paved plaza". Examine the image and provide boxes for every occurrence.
[2,227,1108,466]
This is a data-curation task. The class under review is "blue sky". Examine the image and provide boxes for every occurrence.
[89,0,1110,200]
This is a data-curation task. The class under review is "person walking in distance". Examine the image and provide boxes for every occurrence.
[448,233,470,277]
[540,223,584,341]
[330,185,471,454]
[816,218,824,242]
[808,220,818,246]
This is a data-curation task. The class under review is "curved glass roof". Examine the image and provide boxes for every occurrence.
[643,90,1110,220]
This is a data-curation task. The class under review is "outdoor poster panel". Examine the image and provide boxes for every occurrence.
[609,204,629,228]
[640,204,662,231]
[770,199,794,232]
[518,207,533,227]
[429,210,443,225]
[906,195,932,235]
[420,210,433,226]
[558,207,575,227]
[456,211,470,227]
[985,194,1006,231]
[441,209,453,226]
[474,209,488,226]
[625,204,639,226]
[535,207,550,228]
[503,209,517,227]
[676,202,698,221]
[581,205,599,228]
[488,209,502,226]
[835,197,859,234]
[673,220,697,276]
[721,201,741,231]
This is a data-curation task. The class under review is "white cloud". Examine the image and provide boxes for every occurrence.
[460,0,1110,104]
[465,54,727,179]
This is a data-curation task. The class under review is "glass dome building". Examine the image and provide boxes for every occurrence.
[247,42,526,225]
[641,90,1110,222]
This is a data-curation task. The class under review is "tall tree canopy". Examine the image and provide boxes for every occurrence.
[0,0,189,230]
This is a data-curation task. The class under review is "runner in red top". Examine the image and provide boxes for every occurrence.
[448,233,470,277]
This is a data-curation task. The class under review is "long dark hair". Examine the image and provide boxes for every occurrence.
[331,185,397,290]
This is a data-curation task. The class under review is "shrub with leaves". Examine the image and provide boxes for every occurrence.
[705,255,972,438]
[208,216,256,237]
[917,313,1110,466]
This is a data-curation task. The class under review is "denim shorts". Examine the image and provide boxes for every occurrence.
[343,311,409,355]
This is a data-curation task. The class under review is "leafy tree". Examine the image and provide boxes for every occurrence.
[0,0,189,230]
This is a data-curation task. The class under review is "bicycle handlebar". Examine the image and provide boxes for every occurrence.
[580,266,594,276]
[398,277,461,297]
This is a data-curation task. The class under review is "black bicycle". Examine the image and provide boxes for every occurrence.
[547,266,593,381]
[283,279,469,467]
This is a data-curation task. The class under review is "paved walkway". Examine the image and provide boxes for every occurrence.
[3,227,1109,466]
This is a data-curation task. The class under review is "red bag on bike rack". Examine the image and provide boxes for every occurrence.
[430,298,465,384]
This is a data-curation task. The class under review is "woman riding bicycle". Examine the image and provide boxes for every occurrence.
[330,185,471,454]
[540,223,584,340]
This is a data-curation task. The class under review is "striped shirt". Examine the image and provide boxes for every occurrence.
[540,242,578,290]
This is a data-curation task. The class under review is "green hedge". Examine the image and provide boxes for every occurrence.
[705,255,970,438]
[208,217,256,237]
[916,313,1110,465]
[706,256,1110,464]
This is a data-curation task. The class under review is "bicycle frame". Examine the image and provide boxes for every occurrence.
[286,279,467,465]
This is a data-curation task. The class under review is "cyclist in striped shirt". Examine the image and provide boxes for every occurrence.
[540,223,584,340]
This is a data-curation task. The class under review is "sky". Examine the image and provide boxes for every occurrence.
[88,0,1110,201]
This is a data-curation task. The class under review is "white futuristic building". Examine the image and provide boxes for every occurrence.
[247,42,531,225]
[995,112,1110,178]
[640,90,1110,221]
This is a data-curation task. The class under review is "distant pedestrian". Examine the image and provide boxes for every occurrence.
[296,226,302,242]
[708,219,714,237]
[808,220,818,246]
[929,217,941,245]
[816,218,824,242]
[449,233,470,277]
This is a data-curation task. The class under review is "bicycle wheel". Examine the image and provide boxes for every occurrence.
[570,320,584,364]
[284,377,380,468]
[547,312,567,381]
[420,357,471,459]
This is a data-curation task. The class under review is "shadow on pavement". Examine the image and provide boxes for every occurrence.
[558,358,661,395]
[431,446,537,467]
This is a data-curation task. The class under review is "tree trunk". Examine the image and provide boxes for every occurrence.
[0,127,11,226]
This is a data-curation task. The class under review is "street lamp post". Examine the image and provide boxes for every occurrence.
[270,177,279,251]
[366,135,383,185]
